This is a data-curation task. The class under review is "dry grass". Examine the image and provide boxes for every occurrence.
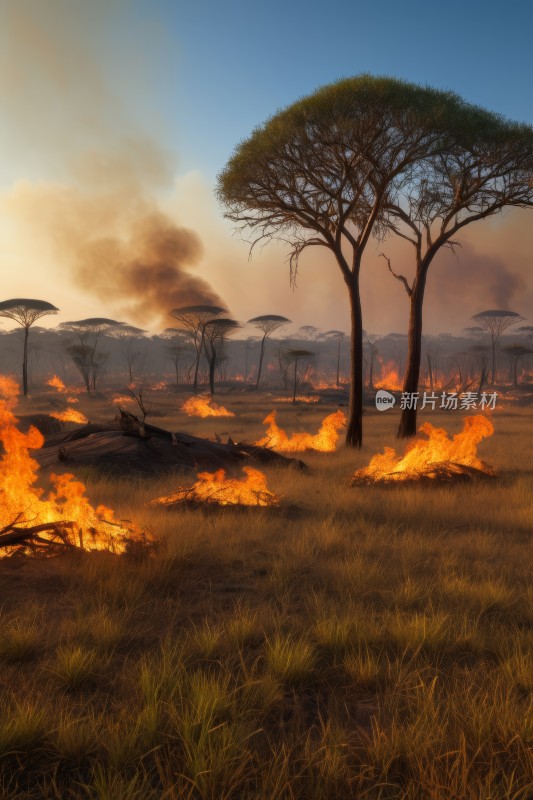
[0,392,532,798]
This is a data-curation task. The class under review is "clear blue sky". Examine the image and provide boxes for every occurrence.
[131,0,533,183]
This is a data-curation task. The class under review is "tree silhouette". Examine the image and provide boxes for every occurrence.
[0,299,58,396]
[285,348,315,402]
[502,343,533,386]
[471,310,524,385]
[109,325,147,383]
[218,75,472,447]
[159,328,195,385]
[169,305,227,393]
[60,318,124,393]
[248,314,290,389]
[203,318,240,395]
[323,330,345,387]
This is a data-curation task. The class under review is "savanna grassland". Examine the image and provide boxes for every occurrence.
[1,390,532,800]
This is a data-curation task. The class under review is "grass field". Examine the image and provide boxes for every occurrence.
[1,390,532,799]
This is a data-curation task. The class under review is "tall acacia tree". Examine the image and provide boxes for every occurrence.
[381,111,533,436]
[0,299,58,396]
[248,314,290,389]
[169,305,227,393]
[218,76,470,447]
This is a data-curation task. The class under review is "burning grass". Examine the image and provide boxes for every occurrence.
[0,398,531,799]
[352,414,495,485]
[254,409,346,452]
[150,466,279,508]
[181,394,236,418]
[0,376,150,556]
[49,408,89,424]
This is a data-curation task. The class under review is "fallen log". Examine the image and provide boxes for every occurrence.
[34,410,306,476]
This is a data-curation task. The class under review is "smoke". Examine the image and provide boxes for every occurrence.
[0,0,224,327]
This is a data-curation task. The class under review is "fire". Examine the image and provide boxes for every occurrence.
[150,466,279,507]
[255,410,346,453]
[374,359,403,391]
[66,396,79,404]
[274,395,320,404]
[150,381,167,391]
[312,378,340,390]
[181,395,235,418]
[50,409,89,424]
[0,377,148,556]
[47,375,67,393]
[351,415,495,484]
[113,394,135,405]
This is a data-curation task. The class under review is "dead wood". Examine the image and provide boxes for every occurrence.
[34,410,306,476]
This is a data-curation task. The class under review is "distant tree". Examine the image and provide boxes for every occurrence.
[109,325,147,382]
[169,305,227,393]
[469,343,491,394]
[159,328,195,386]
[502,343,533,387]
[0,299,58,396]
[323,330,345,387]
[60,318,124,393]
[203,319,240,395]
[218,76,466,447]
[363,332,379,391]
[243,336,259,383]
[285,348,315,402]
[248,314,290,389]
[471,310,524,385]
[297,325,320,342]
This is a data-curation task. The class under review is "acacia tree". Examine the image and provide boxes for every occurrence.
[285,348,315,402]
[471,310,524,385]
[159,328,195,386]
[381,109,533,436]
[502,343,533,386]
[248,314,290,389]
[169,305,227,393]
[218,76,469,447]
[203,319,240,395]
[323,330,345,387]
[60,318,124,393]
[0,299,58,396]
[109,325,147,382]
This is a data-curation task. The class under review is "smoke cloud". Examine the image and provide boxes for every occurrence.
[0,0,225,327]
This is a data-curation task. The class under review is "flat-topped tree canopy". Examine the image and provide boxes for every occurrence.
[0,299,58,327]
[60,317,125,330]
[0,299,59,396]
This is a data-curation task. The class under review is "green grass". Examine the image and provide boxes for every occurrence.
[0,398,532,797]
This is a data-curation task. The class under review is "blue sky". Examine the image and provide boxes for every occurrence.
[0,0,532,334]
[136,0,533,182]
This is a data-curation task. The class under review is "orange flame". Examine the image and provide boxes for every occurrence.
[113,394,135,405]
[66,396,79,404]
[50,409,89,424]
[274,395,320,404]
[0,377,149,556]
[352,415,495,483]
[150,466,279,507]
[181,396,235,418]
[374,359,403,391]
[255,410,346,452]
[47,375,67,393]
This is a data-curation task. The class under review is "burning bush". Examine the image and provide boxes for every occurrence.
[150,466,279,508]
[255,410,346,453]
[0,376,150,556]
[181,395,235,418]
[352,415,495,485]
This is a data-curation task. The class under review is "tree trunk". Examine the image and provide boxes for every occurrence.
[292,359,297,403]
[345,281,363,448]
[22,326,29,397]
[397,268,427,439]
[490,335,497,386]
[193,330,205,394]
[255,335,267,389]
[336,337,341,387]
[208,355,216,396]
